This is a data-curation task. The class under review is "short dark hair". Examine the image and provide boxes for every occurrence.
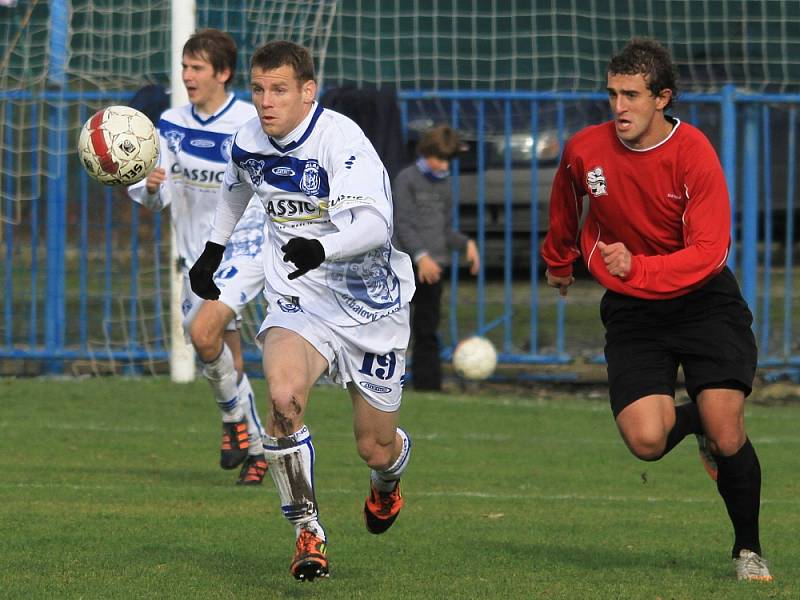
[416,125,461,159]
[183,29,237,88]
[607,38,678,110]
[250,40,316,84]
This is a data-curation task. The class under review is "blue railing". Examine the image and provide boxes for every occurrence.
[398,87,800,370]
[0,87,798,376]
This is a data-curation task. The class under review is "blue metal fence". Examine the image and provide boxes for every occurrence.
[398,88,800,372]
[0,88,798,376]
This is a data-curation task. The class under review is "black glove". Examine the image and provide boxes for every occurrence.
[189,241,225,299]
[281,237,325,280]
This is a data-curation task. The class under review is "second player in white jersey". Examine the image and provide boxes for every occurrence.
[130,97,269,329]
[127,29,269,486]
[129,96,265,269]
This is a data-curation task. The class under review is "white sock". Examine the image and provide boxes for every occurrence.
[370,427,411,492]
[238,373,265,455]
[264,426,325,540]
[296,520,326,541]
[201,344,243,422]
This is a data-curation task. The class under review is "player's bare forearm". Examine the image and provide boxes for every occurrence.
[545,269,575,296]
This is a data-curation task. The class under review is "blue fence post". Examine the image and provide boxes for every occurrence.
[78,106,90,350]
[502,99,513,352]
[759,106,773,354]
[47,0,68,89]
[528,101,539,355]
[554,100,567,358]
[152,211,164,351]
[476,100,486,333]
[740,103,760,320]
[44,0,69,373]
[720,84,737,272]
[29,104,40,347]
[44,114,68,372]
[3,105,14,349]
[127,202,140,374]
[103,187,113,338]
[781,108,797,360]
[449,100,461,348]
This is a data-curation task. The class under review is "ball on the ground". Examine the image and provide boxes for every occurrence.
[452,336,497,380]
[77,105,159,185]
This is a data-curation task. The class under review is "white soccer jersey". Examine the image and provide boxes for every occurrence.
[217,102,415,327]
[127,94,266,268]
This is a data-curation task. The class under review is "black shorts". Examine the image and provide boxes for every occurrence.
[601,267,757,418]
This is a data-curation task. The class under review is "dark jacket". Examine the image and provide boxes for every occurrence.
[320,85,406,180]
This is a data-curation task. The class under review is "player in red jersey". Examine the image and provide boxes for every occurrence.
[541,38,772,582]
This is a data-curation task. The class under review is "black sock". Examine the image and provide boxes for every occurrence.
[714,438,762,558]
[661,402,702,457]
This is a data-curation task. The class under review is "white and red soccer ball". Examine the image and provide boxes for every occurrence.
[77,105,159,186]
[452,336,497,381]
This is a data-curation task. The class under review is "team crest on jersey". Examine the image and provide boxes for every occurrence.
[220,136,233,162]
[241,158,266,187]
[586,166,607,197]
[300,159,321,196]
[327,246,401,324]
[165,130,185,154]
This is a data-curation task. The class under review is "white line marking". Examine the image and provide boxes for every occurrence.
[1,483,796,505]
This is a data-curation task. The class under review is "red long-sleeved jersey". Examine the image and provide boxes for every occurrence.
[541,119,731,299]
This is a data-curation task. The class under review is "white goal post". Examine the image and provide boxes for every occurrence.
[168,0,196,382]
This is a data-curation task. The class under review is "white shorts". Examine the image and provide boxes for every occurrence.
[257,305,410,412]
[181,253,266,333]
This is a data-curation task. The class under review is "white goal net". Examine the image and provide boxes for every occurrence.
[319,1,800,93]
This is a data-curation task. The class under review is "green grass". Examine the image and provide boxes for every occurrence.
[1,377,798,599]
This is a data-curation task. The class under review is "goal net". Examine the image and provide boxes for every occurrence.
[319,1,800,93]
[0,0,339,374]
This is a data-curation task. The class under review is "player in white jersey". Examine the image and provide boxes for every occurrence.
[127,29,268,485]
[189,41,415,581]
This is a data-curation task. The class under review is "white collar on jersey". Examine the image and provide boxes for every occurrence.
[617,116,681,152]
[191,92,237,125]
[270,101,319,148]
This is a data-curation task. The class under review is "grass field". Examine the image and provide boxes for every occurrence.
[1,377,798,599]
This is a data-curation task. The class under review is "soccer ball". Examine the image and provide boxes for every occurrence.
[452,336,497,381]
[77,105,159,185]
